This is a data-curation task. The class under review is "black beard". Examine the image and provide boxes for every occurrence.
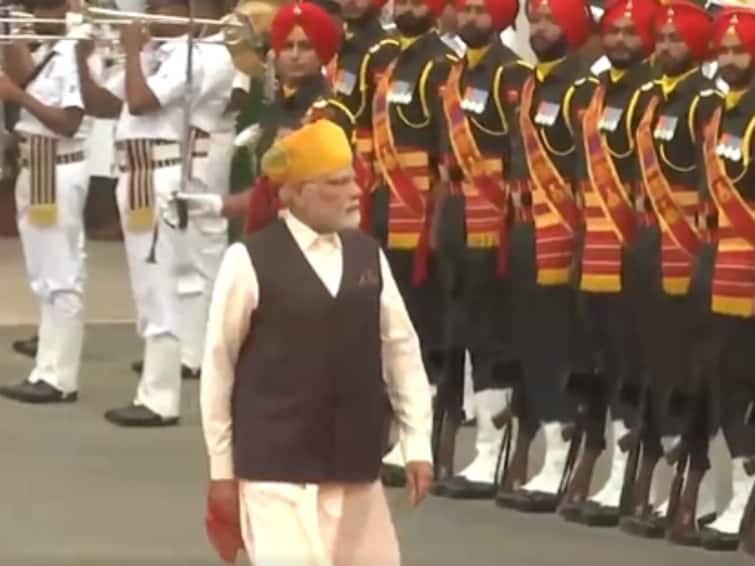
[658,53,694,79]
[720,66,755,91]
[394,13,433,38]
[530,35,569,63]
[607,48,645,70]
[459,24,494,49]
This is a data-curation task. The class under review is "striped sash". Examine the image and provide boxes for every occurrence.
[704,107,755,317]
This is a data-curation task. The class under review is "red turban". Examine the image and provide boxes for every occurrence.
[653,1,712,63]
[270,2,342,64]
[455,0,518,31]
[425,0,446,18]
[528,0,593,49]
[600,0,660,55]
[712,7,755,60]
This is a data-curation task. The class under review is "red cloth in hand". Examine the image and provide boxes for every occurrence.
[205,495,244,564]
[245,176,282,236]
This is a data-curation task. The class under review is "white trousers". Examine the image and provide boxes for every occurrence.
[239,481,400,566]
[117,164,186,416]
[16,159,88,393]
[177,131,233,370]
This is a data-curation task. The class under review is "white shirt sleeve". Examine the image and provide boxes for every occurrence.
[148,44,203,107]
[104,68,125,100]
[232,70,251,92]
[200,242,258,480]
[378,250,434,465]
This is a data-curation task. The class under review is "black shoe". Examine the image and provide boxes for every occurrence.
[619,512,666,538]
[0,380,77,404]
[104,404,179,428]
[579,501,620,527]
[438,476,496,500]
[11,335,38,358]
[503,490,560,513]
[699,527,740,551]
[130,361,201,380]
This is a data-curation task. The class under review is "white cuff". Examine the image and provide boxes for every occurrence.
[209,453,235,480]
[399,429,433,466]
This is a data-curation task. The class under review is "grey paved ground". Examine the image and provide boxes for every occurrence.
[0,324,752,566]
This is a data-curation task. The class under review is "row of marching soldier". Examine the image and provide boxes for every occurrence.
[4,0,755,559]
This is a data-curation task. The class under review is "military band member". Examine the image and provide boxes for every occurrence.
[0,0,102,405]
[494,0,596,512]
[369,0,459,482]
[75,0,202,427]
[172,0,251,380]
[685,6,755,551]
[426,0,527,500]
[558,0,661,526]
[615,1,719,541]
[168,1,352,226]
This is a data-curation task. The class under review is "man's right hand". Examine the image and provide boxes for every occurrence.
[208,479,240,523]
[206,479,243,564]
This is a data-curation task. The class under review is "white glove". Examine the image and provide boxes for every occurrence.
[234,124,263,148]
[161,192,224,227]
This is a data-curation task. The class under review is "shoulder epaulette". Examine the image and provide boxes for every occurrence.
[369,38,399,54]
[511,59,533,70]
[640,81,655,92]
[574,76,599,87]
[700,88,723,98]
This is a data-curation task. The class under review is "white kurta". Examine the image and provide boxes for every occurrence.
[201,212,434,565]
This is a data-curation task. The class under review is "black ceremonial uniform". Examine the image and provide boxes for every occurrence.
[617,69,716,539]
[255,74,355,160]
[683,86,755,551]
[371,30,457,374]
[431,43,531,498]
[560,59,658,525]
[496,55,596,512]
[334,17,399,186]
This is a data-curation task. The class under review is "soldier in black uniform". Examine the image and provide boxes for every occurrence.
[557,0,660,527]
[616,1,719,542]
[681,6,755,552]
[427,0,528,500]
[493,0,597,513]
[370,0,458,483]
[332,0,399,214]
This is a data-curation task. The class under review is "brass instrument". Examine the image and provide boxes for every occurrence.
[0,0,277,77]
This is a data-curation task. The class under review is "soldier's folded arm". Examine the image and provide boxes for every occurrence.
[2,41,36,87]
[75,43,122,119]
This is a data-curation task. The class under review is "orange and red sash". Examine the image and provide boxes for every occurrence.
[519,76,580,285]
[373,61,432,284]
[636,95,701,295]
[580,85,637,293]
[704,107,755,317]
[441,63,509,276]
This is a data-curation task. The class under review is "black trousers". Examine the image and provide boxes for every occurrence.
[441,248,514,393]
[631,227,699,460]
[577,232,651,452]
[506,221,578,436]
[385,249,446,383]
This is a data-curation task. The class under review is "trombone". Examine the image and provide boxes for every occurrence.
[0,0,277,76]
